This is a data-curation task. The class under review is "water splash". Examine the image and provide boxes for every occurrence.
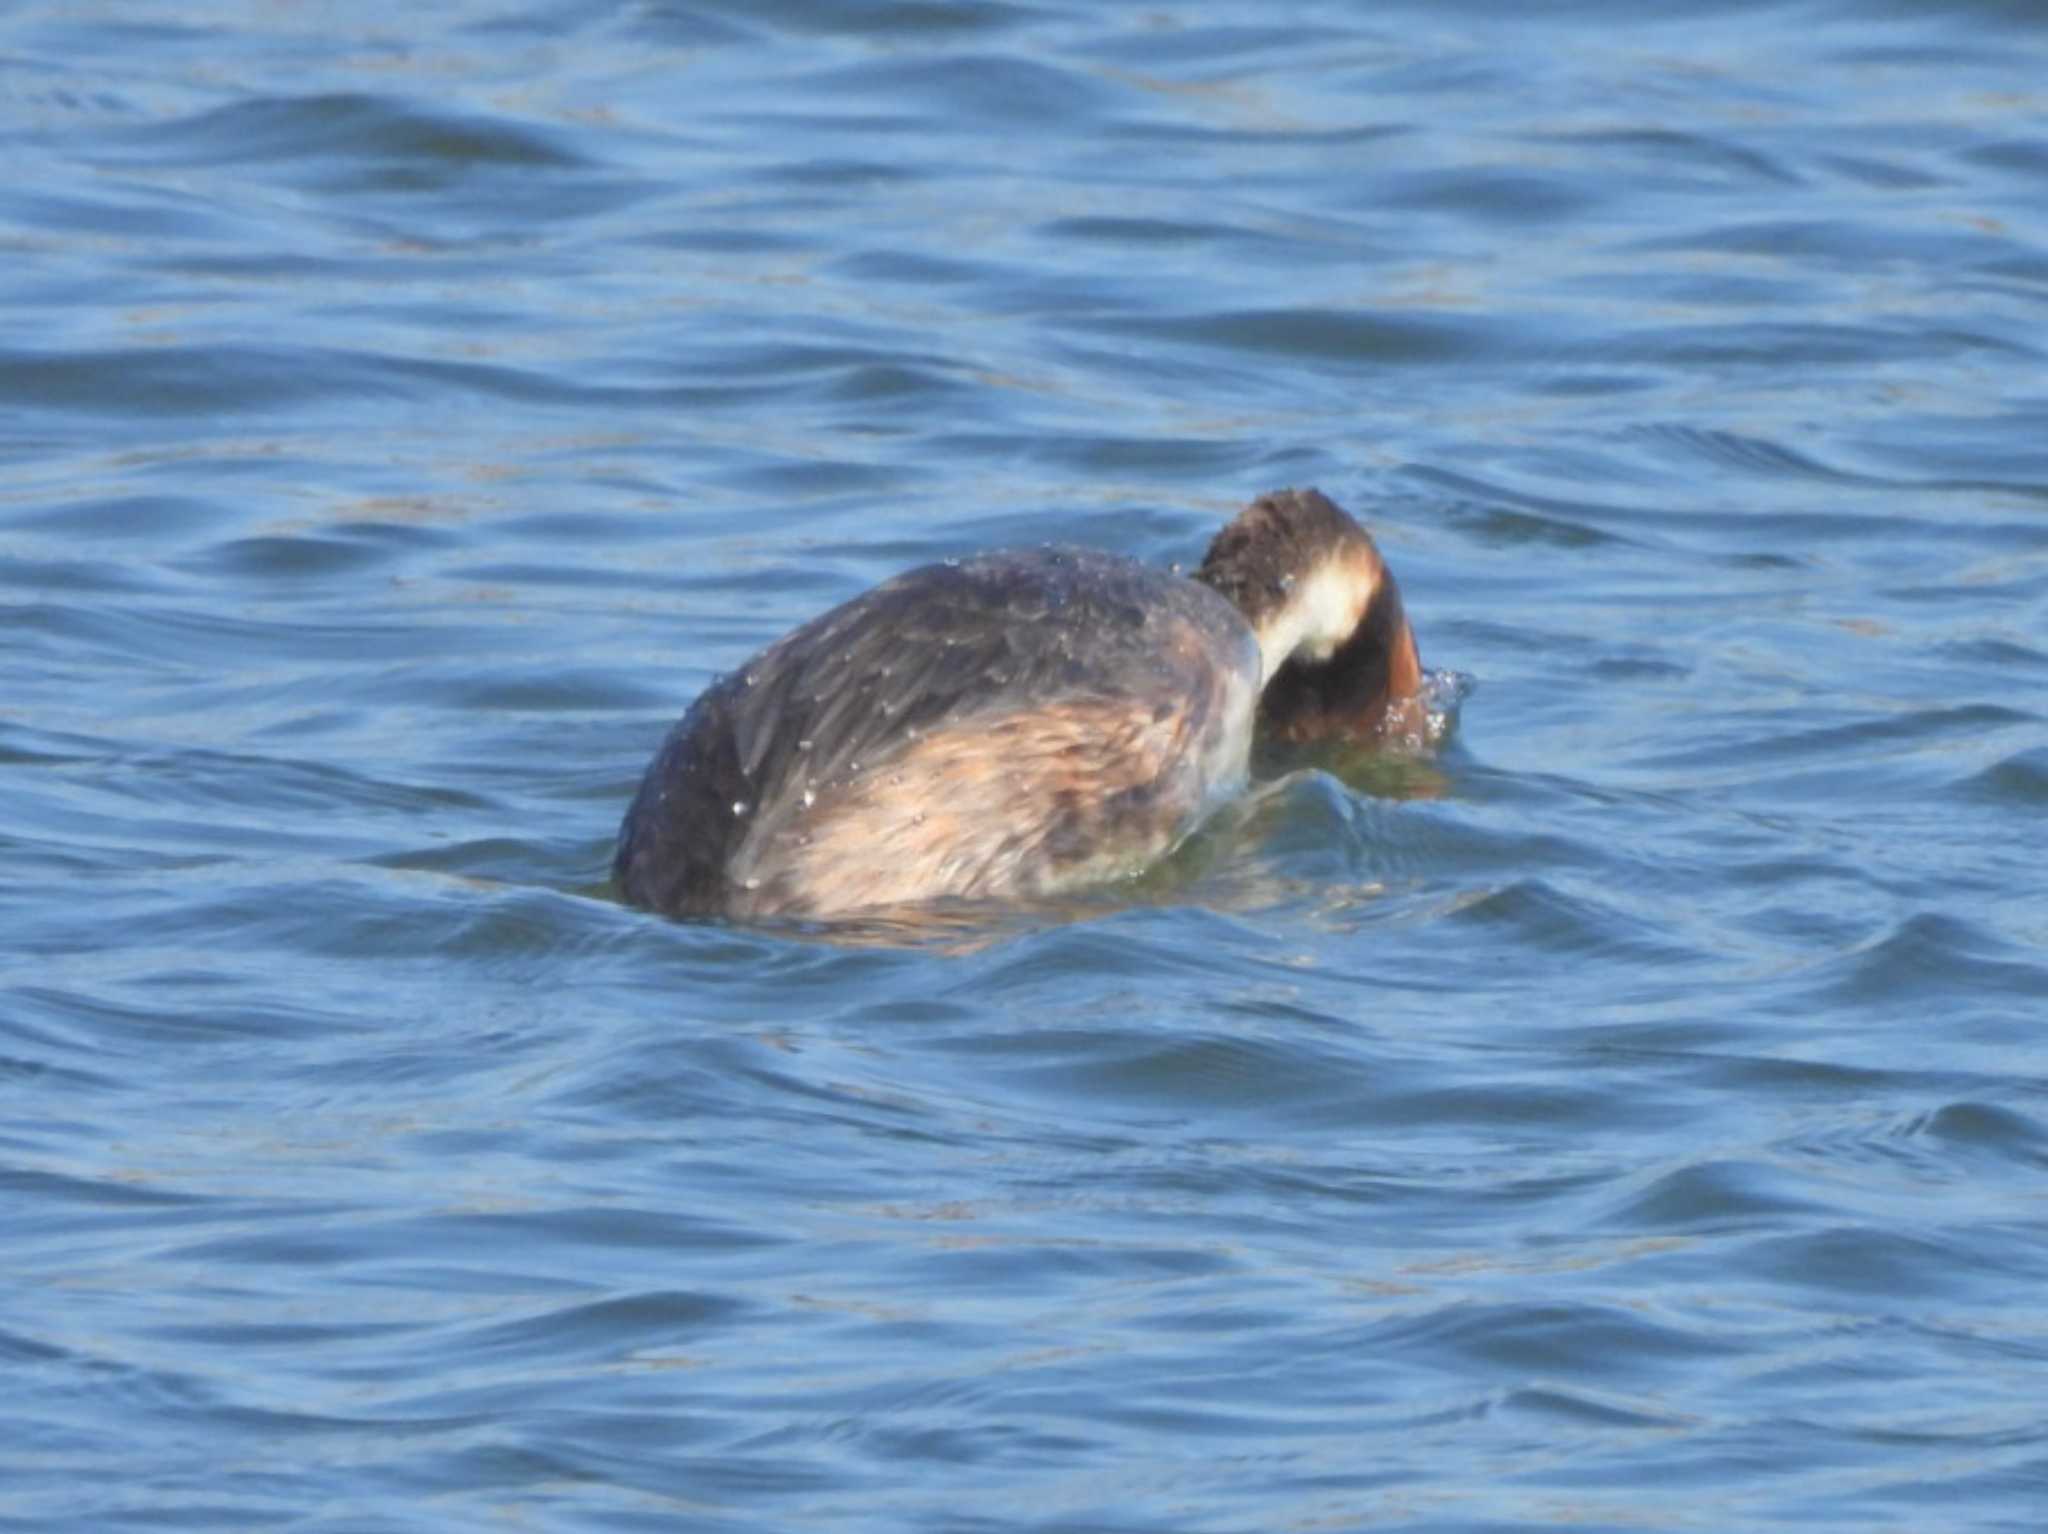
[1413,667,1475,752]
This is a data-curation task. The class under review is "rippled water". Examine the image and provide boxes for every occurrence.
[6,2,2048,1529]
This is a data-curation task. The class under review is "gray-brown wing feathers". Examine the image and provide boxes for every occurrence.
[614,548,1256,915]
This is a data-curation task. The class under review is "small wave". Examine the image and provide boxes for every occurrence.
[91,92,589,173]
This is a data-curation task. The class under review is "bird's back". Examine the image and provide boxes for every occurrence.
[614,547,1260,918]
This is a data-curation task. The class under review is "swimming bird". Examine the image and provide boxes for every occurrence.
[614,488,1423,919]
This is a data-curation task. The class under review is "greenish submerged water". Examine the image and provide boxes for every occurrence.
[4,3,2046,1530]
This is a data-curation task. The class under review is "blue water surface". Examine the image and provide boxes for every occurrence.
[4,2,2047,1530]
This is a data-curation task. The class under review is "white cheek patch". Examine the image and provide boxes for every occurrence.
[1254,558,1376,684]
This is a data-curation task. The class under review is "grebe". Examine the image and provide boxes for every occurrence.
[615,488,1423,919]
